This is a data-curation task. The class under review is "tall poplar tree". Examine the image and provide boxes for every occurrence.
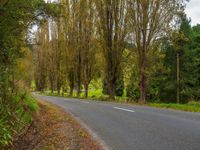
[128,0,186,103]
[95,0,128,99]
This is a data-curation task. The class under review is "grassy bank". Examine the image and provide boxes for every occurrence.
[0,91,38,148]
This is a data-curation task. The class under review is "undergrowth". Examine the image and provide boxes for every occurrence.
[0,90,38,149]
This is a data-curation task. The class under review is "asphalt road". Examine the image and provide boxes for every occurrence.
[36,95,200,150]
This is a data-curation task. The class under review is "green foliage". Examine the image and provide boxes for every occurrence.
[0,0,54,98]
[115,72,124,97]
[149,14,200,103]
[87,89,103,98]
[0,91,38,148]
[0,0,54,148]
[102,73,125,97]
[126,67,140,101]
[102,78,109,95]
[148,75,163,103]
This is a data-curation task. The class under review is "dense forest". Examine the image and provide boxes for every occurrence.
[0,0,200,148]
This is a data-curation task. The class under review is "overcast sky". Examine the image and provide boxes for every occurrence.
[185,0,200,26]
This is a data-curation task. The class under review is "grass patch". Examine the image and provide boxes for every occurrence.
[44,89,128,102]
[149,101,200,112]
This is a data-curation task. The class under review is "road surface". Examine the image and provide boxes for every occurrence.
[36,95,200,150]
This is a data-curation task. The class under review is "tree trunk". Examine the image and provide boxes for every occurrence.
[62,85,67,96]
[69,85,74,97]
[139,54,146,104]
[77,83,81,97]
[57,81,61,96]
[69,78,74,97]
[108,80,115,100]
[77,50,81,97]
[57,89,60,96]
[84,83,89,98]
[51,87,54,94]
[68,70,75,97]
[177,53,180,104]
[77,75,81,97]
[50,78,54,94]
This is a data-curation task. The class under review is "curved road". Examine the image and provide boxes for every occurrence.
[36,95,200,150]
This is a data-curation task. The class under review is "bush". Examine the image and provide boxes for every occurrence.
[126,84,140,101]
[102,73,125,97]
[102,78,109,95]
[126,71,140,101]
[115,73,124,97]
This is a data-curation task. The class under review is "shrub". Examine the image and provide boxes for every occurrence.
[102,73,125,97]
[114,73,124,97]
[126,84,140,101]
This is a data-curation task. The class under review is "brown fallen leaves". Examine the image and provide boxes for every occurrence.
[13,101,103,150]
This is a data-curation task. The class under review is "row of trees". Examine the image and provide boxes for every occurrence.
[35,0,99,97]
[34,0,199,103]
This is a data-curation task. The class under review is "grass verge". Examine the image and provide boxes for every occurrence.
[148,101,200,112]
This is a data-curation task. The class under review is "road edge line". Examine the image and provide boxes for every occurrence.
[67,111,110,150]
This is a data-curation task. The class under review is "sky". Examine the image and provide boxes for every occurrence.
[185,0,200,26]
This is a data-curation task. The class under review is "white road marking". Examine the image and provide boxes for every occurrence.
[114,107,135,113]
